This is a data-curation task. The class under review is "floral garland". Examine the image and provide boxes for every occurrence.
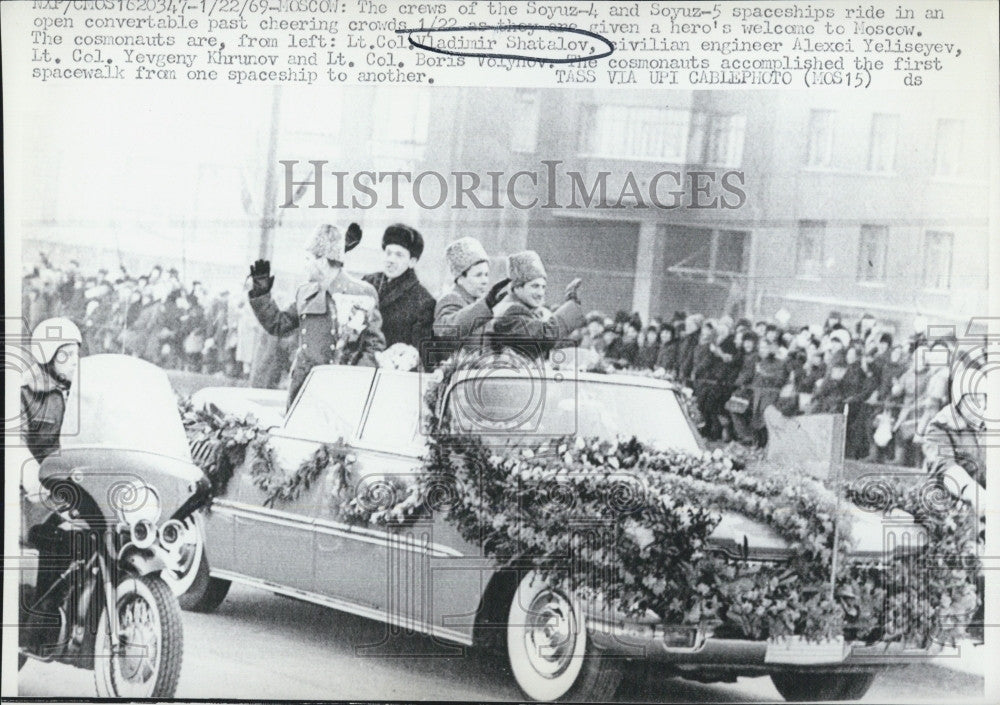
[181,397,423,524]
[180,397,265,496]
[417,353,980,644]
[180,354,980,644]
[245,437,354,508]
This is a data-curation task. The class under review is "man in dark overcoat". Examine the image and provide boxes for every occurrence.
[363,224,436,369]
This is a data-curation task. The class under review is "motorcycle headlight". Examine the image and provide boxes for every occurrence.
[112,481,161,526]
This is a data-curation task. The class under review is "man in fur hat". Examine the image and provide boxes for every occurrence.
[248,222,385,408]
[432,237,510,362]
[487,250,585,360]
[363,223,436,369]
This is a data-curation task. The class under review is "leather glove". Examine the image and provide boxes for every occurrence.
[249,259,274,297]
[485,278,511,309]
[564,277,582,304]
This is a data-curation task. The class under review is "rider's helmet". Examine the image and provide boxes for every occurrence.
[31,317,83,365]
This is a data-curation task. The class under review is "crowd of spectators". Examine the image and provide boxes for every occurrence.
[22,255,263,380]
[571,308,969,466]
[24,254,975,468]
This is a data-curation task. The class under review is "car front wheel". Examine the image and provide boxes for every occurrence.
[770,671,878,701]
[177,550,230,613]
[161,514,205,597]
[506,571,622,702]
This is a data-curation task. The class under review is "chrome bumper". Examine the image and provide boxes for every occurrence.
[587,619,943,673]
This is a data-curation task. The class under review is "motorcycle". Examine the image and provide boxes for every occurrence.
[18,354,211,698]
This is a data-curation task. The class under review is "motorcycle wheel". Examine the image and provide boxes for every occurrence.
[94,574,184,698]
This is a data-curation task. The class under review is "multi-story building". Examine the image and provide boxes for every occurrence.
[423,88,990,333]
[23,87,990,334]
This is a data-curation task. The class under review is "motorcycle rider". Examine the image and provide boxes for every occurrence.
[18,317,83,651]
[19,317,81,499]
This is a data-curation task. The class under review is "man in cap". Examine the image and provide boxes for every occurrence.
[487,250,584,360]
[432,237,509,362]
[363,224,436,369]
[248,222,384,408]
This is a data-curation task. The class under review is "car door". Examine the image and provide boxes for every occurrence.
[226,366,376,594]
[313,370,439,632]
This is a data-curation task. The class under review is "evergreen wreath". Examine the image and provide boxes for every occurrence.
[181,353,980,645]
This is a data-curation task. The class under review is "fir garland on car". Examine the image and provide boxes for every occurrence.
[245,437,354,508]
[417,354,979,643]
[180,397,265,495]
[180,397,420,523]
[179,356,980,645]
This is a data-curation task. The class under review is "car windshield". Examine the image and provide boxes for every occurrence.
[446,377,702,453]
[60,354,193,462]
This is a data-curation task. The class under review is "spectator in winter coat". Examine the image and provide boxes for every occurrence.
[867,333,894,395]
[838,345,876,457]
[880,344,909,401]
[750,339,789,446]
[893,344,932,466]
[692,322,728,439]
[364,224,436,369]
[654,324,680,377]
[728,331,758,442]
[823,310,843,336]
[691,321,719,383]
[234,300,259,377]
[605,320,641,369]
[578,312,609,356]
[796,344,826,398]
[487,250,584,361]
[637,326,661,370]
[677,314,704,383]
[179,295,208,372]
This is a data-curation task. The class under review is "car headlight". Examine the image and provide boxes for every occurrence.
[112,480,161,526]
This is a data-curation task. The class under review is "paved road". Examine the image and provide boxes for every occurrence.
[18,584,984,701]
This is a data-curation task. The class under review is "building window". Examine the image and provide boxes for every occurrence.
[714,230,749,273]
[857,225,888,282]
[796,220,825,277]
[579,104,691,162]
[689,113,746,167]
[923,230,953,290]
[867,114,898,172]
[371,86,430,146]
[934,119,963,177]
[806,110,835,167]
[510,90,539,153]
[660,226,748,281]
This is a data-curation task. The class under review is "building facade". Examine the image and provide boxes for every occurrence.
[23,86,990,333]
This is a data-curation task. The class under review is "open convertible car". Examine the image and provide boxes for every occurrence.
[179,363,943,702]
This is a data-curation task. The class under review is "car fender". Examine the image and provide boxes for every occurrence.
[119,545,168,577]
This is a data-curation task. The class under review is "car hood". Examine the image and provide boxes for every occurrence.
[190,386,286,428]
[707,504,927,561]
